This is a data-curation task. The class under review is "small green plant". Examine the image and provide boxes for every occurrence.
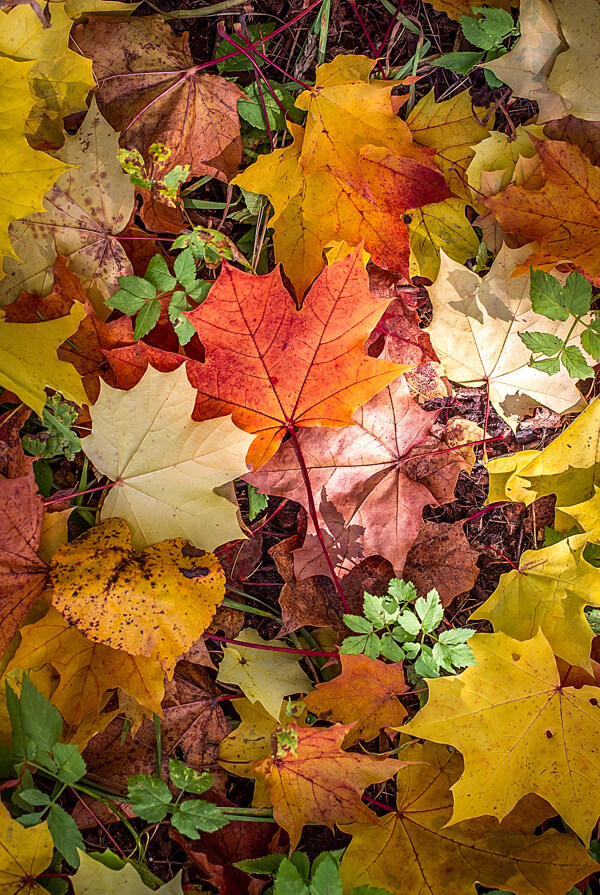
[431,6,519,87]
[118,143,189,202]
[127,761,228,839]
[21,393,81,461]
[341,579,476,677]
[519,268,600,379]
[172,224,255,271]
[235,849,392,895]
[247,482,268,520]
[106,249,210,343]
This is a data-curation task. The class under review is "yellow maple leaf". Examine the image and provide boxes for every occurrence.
[82,364,254,551]
[0,301,88,417]
[0,57,68,264]
[7,605,165,725]
[471,532,600,669]
[402,629,600,841]
[548,0,600,121]
[216,628,313,720]
[0,803,53,895]
[71,850,184,895]
[51,518,226,674]
[0,2,94,147]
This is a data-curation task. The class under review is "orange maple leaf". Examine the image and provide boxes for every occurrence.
[186,248,407,469]
[252,721,403,850]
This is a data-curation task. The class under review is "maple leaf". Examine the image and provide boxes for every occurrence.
[484,0,570,122]
[72,850,184,895]
[234,55,451,299]
[0,462,48,659]
[216,628,313,721]
[406,198,480,282]
[403,520,480,608]
[73,14,243,181]
[402,629,600,841]
[218,696,282,784]
[0,302,88,417]
[38,506,71,564]
[426,244,588,429]
[7,606,165,725]
[186,248,406,470]
[0,57,68,264]
[0,802,53,895]
[0,1,94,147]
[82,364,254,551]
[50,518,226,673]
[253,721,402,850]
[486,139,600,283]
[545,0,600,121]
[365,296,438,367]
[246,376,468,579]
[0,99,135,315]
[425,0,514,21]
[304,653,407,746]
[471,532,600,670]
[543,114,600,165]
[339,740,599,895]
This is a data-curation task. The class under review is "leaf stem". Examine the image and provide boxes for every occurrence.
[43,480,117,506]
[285,424,350,613]
[207,633,339,658]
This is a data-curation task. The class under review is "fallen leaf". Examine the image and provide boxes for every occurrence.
[7,606,165,725]
[0,802,53,895]
[543,114,600,165]
[484,0,570,122]
[365,297,438,367]
[74,14,243,181]
[186,247,406,469]
[339,740,599,895]
[50,518,226,674]
[403,521,480,607]
[406,198,480,282]
[304,653,407,745]
[0,99,135,314]
[402,629,600,841]
[425,0,514,21]
[545,0,600,121]
[103,341,184,391]
[71,850,184,895]
[426,244,588,429]
[247,377,462,579]
[253,721,402,850]
[0,302,88,417]
[0,462,48,659]
[38,507,72,564]
[0,56,68,264]
[82,364,254,551]
[218,697,282,783]
[0,2,94,146]
[216,628,313,721]
[471,532,600,670]
[485,138,600,283]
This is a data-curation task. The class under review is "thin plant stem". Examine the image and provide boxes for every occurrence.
[378,0,406,55]
[251,498,289,534]
[347,0,386,76]
[462,501,509,525]
[162,0,245,17]
[207,632,339,658]
[363,794,395,812]
[70,787,126,857]
[43,480,116,506]
[480,543,519,571]
[286,424,350,614]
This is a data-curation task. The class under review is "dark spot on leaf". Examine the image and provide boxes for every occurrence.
[183,544,206,557]
[511,653,521,662]
[181,566,210,578]
[546,730,553,738]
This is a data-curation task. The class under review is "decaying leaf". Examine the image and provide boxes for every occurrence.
[7,605,165,725]
[304,653,407,745]
[339,740,599,895]
[426,244,588,429]
[402,629,600,841]
[425,0,515,21]
[74,14,243,181]
[51,518,226,673]
[82,364,254,551]
[403,521,480,607]
[216,628,313,721]
[186,247,406,470]
[253,721,402,850]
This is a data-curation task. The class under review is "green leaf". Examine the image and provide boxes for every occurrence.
[127,774,172,823]
[290,851,311,881]
[340,632,381,660]
[437,628,475,646]
[48,803,84,867]
[145,254,177,292]
[173,316,196,346]
[133,298,161,340]
[18,787,51,806]
[562,345,594,379]
[413,645,441,678]
[168,759,213,794]
[351,888,395,895]
[19,675,62,756]
[170,799,228,838]
[115,275,157,300]
[215,23,276,73]
[581,327,600,361]
[430,51,483,73]
[161,165,190,197]
[415,589,443,633]
[519,331,564,355]
[248,483,269,521]
[379,633,406,662]
[17,811,46,826]
[273,859,309,895]
[168,290,192,323]
[529,355,561,375]
[401,640,421,660]
[52,742,86,784]
[396,610,422,638]
[186,279,211,302]
[543,525,565,547]
[387,578,417,604]
[362,592,386,627]
[105,289,147,315]
[235,854,286,875]
[310,855,342,895]
[343,615,374,634]
[529,269,569,321]
[460,15,498,50]
[562,270,592,316]
[174,248,197,291]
